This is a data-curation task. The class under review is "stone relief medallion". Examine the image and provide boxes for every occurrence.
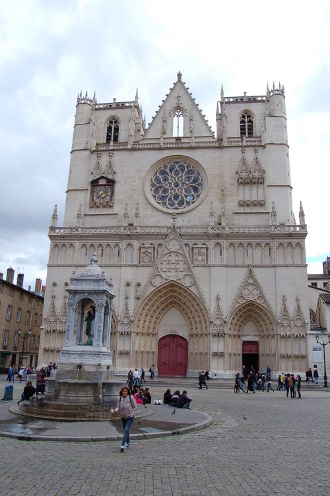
[151,274,164,287]
[242,283,260,301]
[158,252,188,280]
[167,237,180,251]
[181,273,194,287]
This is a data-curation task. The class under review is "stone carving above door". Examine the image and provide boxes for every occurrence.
[151,229,194,288]
[229,267,275,318]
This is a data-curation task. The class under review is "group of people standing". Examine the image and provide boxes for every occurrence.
[234,366,274,393]
[306,367,319,384]
[126,366,156,390]
[276,372,302,398]
[234,366,303,398]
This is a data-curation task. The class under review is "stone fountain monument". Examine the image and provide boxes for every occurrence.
[21,255,124,420]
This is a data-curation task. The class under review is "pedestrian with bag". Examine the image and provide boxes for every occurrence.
[111,386,137,452]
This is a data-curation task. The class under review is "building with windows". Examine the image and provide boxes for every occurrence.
[307,258,330,377]
[39,73,309,376]
[0,268,44,372]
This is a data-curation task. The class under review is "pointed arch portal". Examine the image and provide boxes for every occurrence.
[227,301,277,373]
[133,282,209,375]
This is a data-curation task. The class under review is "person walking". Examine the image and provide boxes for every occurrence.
[140,368,146,384]
[111,386,137,452]
[18,367,24,383]
[127,370,134,390]
[7,366,14,383]
[313,367,319,385]
[266,373,274,392]
[199,371,208,389]
[149,365,155,380]
[296,374,302,398]
[234,373,245,393]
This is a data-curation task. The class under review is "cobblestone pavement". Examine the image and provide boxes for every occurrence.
[0,384,329,496]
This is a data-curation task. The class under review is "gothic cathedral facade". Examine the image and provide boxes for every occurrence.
[39,73,309,376]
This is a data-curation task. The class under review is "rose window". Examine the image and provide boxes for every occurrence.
[150,160,203,210]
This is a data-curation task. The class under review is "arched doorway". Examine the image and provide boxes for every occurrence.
[133,281,209,373]
[227,302,276,373]
[158,335,188,377]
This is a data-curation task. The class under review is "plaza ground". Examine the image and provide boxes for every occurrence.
[0,377,329,496]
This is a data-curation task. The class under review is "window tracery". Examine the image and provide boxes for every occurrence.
[106,119,119,143]
[173,108,184,137]
[240,112,254,137]
[150,159,203,211]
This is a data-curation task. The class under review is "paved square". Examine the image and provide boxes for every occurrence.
[0,384,329,495]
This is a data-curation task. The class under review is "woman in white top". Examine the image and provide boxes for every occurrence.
[111,386,137,452]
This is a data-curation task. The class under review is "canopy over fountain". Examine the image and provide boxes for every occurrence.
[57,252,114,382]
[19,255,124,420]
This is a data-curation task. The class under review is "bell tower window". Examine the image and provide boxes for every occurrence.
[173,109,184,137]
[240,112,253,137]
[106,119,119,143]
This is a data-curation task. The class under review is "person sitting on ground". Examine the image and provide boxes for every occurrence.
[163,389,172,405]
[143,387,151,404]
[170,390,180,406]
[18,380,36,404]
[177,390,192,409]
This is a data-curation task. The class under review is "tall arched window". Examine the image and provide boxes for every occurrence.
[106,119,119,143]
[240,112,253,137]
[173,109,184,137]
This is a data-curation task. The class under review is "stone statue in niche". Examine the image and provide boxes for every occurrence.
[84,307,95,345]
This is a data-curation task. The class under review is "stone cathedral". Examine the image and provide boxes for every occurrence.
[39,72,309,377]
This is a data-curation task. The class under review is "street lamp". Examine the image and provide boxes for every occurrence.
[316,334,330,388]
[17,329,32,368]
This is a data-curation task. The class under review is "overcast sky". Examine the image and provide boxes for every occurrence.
[0,0,329,289]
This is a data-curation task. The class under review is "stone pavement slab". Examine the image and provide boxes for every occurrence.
[0,381,330,495]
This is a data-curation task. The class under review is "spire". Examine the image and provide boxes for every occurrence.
[177,70,182,81]
[134,203,140,226]
[209,202,215,226]
[123,204,129,226]
[135,88,139,103]
[220,205,226,226]
[220,84,224,101]
[271,202,277,225]
[51,204,58,227]
[299,201,306,225]
[76,204,83,227]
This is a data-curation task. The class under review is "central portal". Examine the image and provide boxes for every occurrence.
[242,340,259,372]
[158,334,188,377]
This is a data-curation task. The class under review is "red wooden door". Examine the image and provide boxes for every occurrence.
[242,341,259,354]
[158,334,188,377]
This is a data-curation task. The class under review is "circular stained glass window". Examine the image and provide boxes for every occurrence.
[150,160,203,211]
